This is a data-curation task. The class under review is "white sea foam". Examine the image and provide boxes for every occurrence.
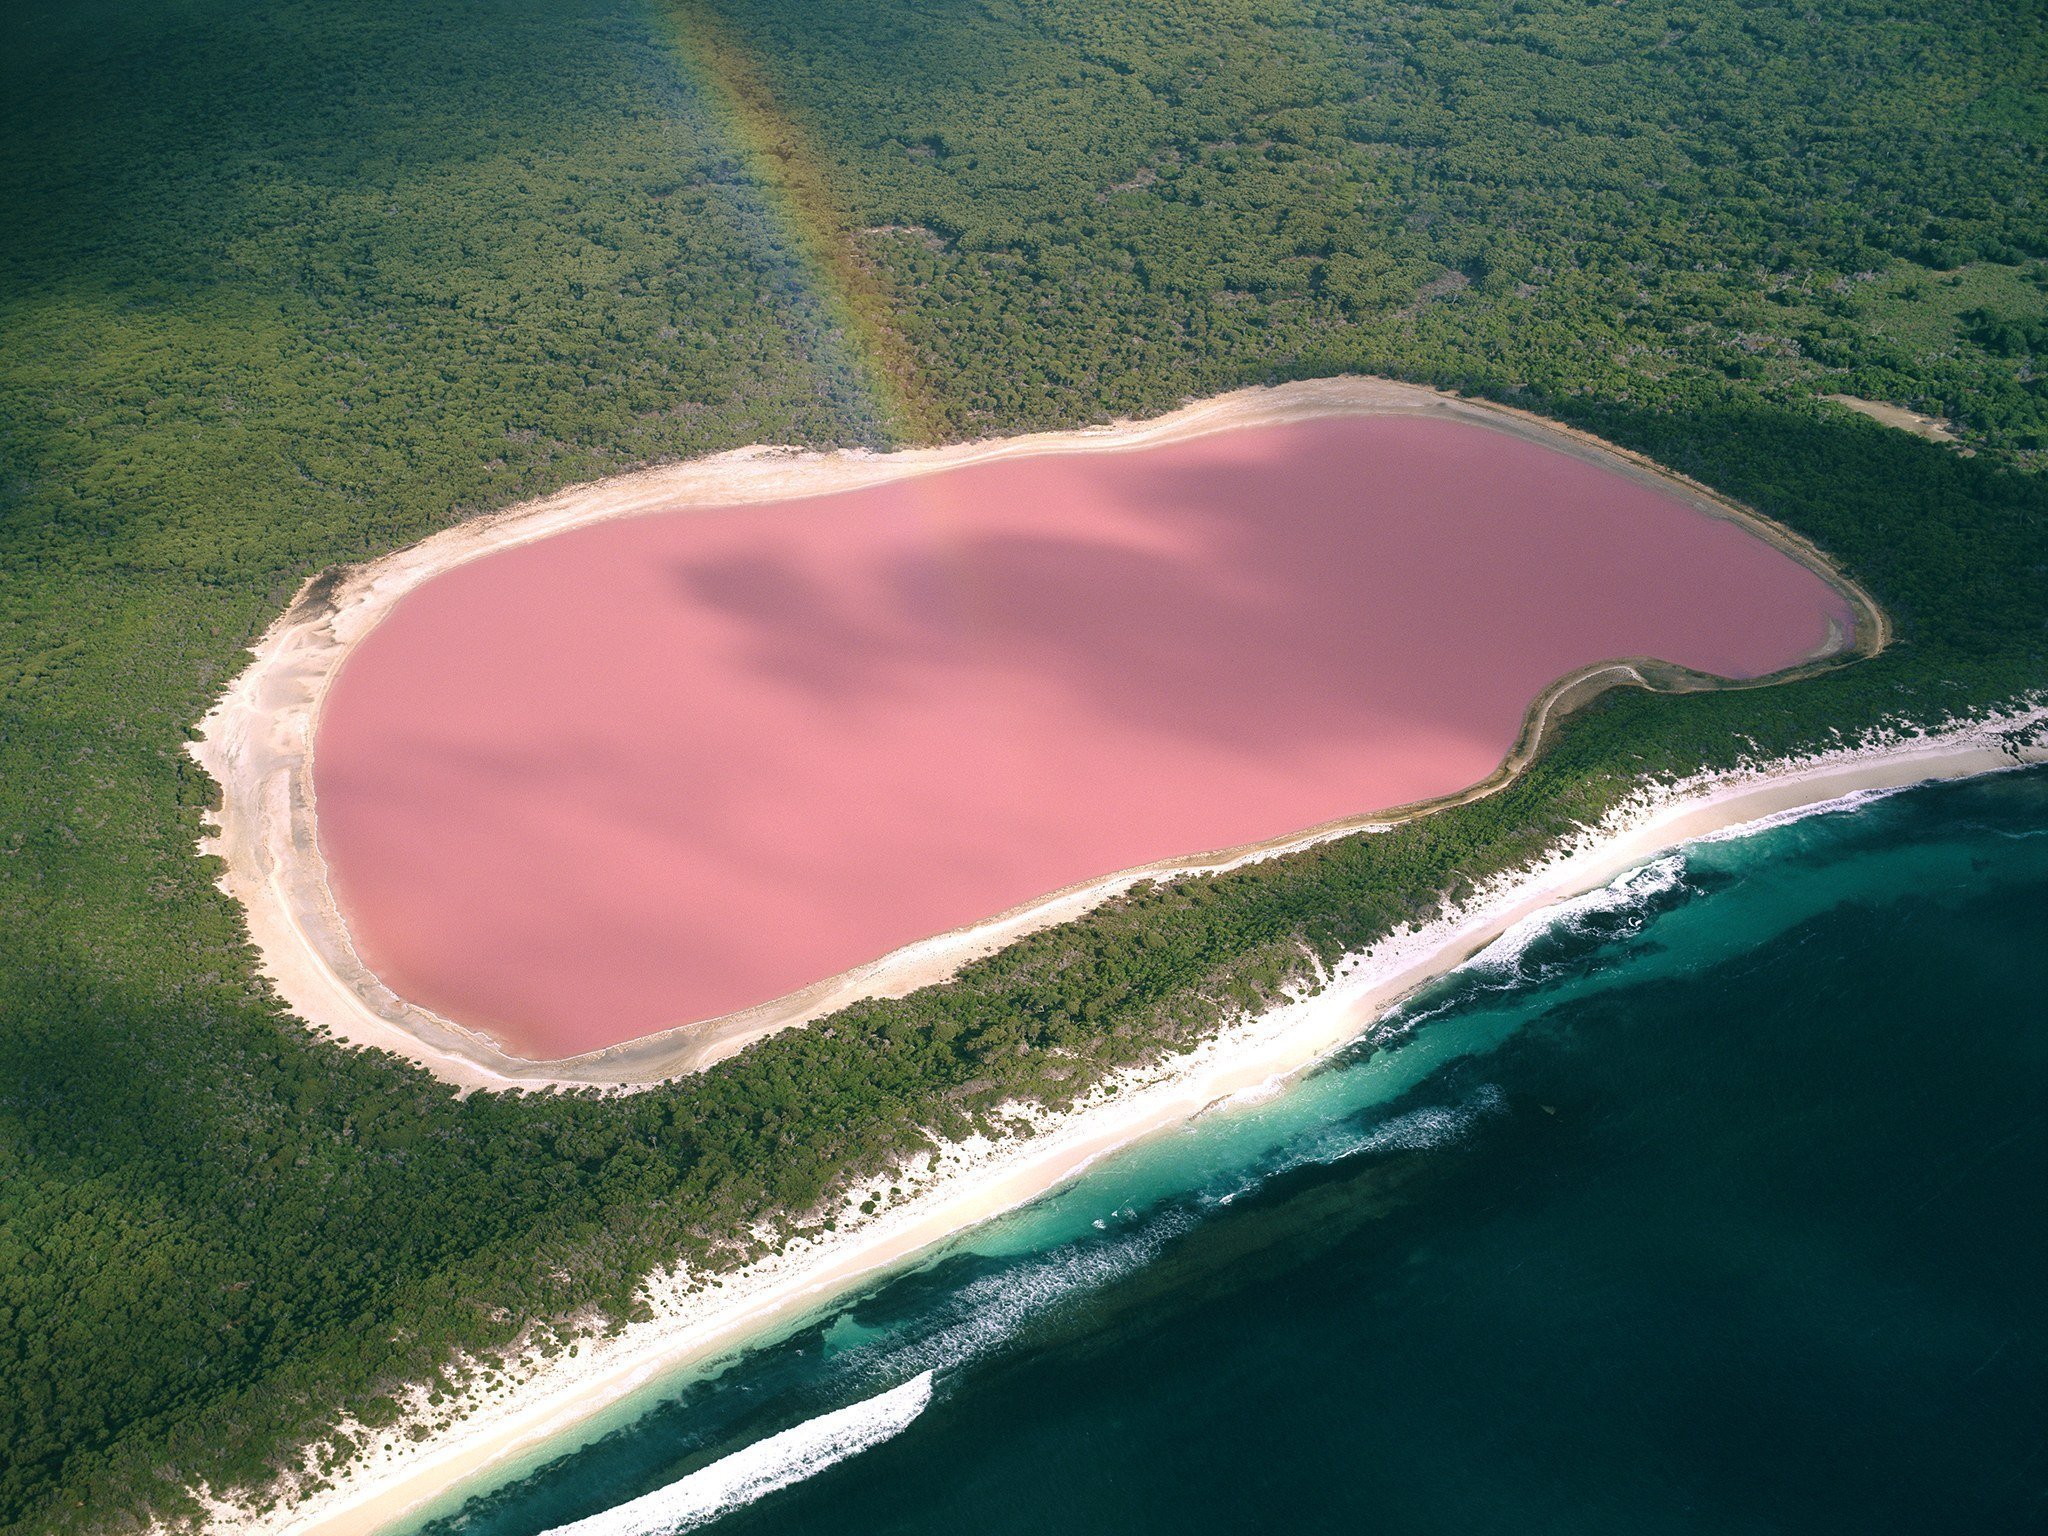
[542,1372,933,1536]
[1467,854,1689,976]
[862,1086,1508,1371]
[1242,1081,1506,1190]
[850,1219,1190,1382]
[1688,783,1906,844]
[1356,1084,1506,1153]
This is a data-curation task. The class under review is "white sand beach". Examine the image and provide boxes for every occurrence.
[193,709,2044,1536]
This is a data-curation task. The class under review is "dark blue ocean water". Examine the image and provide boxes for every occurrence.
[412,767,2048,1536]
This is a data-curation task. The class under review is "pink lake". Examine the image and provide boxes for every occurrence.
[314,414,1852,1058]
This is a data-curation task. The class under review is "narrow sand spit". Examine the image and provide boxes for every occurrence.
[192,712,2046,1536]
[189,378,1885,1088]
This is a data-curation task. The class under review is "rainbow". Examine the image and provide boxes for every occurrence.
[658,1,941,443]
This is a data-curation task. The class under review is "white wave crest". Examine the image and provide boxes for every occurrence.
[1470,854,1688,975]
[1690,783,1905,845]
[1355,1083,1505,1154]
[853,1219,1187,1381]
[543,1372,933,1536]
[1206,1081,1506,1210]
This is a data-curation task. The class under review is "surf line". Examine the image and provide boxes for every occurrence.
[543,1371,935,1536]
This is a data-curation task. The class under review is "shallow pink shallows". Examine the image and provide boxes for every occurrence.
[315,416,1852,1058]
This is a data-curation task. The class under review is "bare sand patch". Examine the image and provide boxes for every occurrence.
[1822,393,1960,443]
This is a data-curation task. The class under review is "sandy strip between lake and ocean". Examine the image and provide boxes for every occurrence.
[188,375,1887,1091]
[195,712,2045,1536]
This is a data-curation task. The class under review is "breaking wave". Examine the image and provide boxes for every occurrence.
[1691,783,1907,845]
[1210,1082,1507,1208]
[1468,854,1689,982]
[843,1217,1192,1384]
[1354,1084,1506,1154]
[542,1372,933,1536]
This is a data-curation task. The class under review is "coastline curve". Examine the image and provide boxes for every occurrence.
[201,723,2048,1536]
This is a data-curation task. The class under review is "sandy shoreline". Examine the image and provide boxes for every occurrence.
[198,711,2045,1536]
[188,376,1883,1089]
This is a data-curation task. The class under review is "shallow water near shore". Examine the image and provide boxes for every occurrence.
[408,767,2048,1536]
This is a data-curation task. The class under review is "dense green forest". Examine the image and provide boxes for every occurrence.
[1,0,2045,1530]
[706,0,2048,448]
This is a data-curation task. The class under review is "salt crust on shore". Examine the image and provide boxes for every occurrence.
[187,376,1881,1090]
[186,707,2046,1536]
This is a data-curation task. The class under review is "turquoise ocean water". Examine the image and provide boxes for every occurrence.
[411,767,2048,1536]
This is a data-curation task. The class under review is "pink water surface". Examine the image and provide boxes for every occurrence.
[315,415,1852,1057]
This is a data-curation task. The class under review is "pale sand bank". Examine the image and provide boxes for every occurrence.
[189,377,1883,1089]
[194,711,2044,1536]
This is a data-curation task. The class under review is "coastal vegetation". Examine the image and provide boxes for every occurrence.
[704,0,2048,452]
[0,0,2044,1531]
